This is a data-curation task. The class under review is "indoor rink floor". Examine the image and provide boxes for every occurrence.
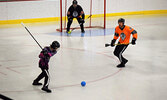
[0,14,167,100]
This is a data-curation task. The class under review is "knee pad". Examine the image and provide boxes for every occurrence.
[68,21,72,24]
[113,51,119,57]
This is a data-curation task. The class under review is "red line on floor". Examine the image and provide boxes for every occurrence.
[0,0,40,2]
[6,67,21,74]
[0,47,122,93]
[87,68,122,83]
[9,65,30,68]
[0,71,7,76]
[0,60,16,62]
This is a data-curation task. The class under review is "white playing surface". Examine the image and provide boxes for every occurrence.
[0,14,167,100]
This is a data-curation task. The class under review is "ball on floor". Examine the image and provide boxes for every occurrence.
[81,81,86,87]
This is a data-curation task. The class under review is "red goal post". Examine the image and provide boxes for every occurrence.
[56,0,106,32]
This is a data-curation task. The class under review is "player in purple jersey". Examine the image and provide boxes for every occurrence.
[32,41,60,93]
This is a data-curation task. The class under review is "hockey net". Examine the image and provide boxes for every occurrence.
[56,0,106,32]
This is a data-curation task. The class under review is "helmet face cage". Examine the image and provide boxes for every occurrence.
[51,45,56,49]
[73,0,78,5]
[51,41,60,49]
[118,18,125,24]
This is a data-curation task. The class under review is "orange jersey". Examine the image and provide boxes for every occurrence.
[113,25,137,44]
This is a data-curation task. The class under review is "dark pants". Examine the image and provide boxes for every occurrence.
[34,68,50,87]
[67,17,84,32]
[114,45,128,64]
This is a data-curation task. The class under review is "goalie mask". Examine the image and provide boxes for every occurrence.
[72,0,78,8]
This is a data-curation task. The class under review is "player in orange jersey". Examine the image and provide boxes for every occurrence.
[111,18,138,68]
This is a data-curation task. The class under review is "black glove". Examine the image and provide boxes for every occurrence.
[80,19,85,23]
[41,49,46,54]
[131,38,136,45]
[42,49,49,57]
[111,39,116,47]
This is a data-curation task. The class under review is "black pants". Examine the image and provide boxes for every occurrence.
[114,45,128,64]
[67,17,84,32]
[34,68,50,87]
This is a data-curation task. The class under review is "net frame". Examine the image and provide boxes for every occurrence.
[56,0,106,32]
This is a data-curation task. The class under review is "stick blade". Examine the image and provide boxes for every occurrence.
[105,44,110,47]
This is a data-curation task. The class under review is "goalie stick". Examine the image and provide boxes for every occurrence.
[68,15,92,34]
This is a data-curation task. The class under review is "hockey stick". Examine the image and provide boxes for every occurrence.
[105,43,132,47]
[68,15,92,34]
[21,22,43,50]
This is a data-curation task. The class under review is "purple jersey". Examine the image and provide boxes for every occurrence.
[39,47,57,69]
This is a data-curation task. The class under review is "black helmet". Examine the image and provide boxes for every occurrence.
[118,18,125,24]
[73,0,78,5]
[51,41,60,49]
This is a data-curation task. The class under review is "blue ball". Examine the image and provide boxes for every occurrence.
[81,81,86,87]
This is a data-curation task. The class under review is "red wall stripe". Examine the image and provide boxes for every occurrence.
[0,0,40,2]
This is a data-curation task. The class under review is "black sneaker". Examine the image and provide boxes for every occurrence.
[81,30,85,33]
[32,81,42,86]
[124,59,128,65]
[42,86,52,93]
[117,63,125,68]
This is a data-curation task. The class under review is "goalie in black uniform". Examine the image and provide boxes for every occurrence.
[67,0,85,33]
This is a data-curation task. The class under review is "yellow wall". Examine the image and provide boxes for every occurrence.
[0,10,167,25]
